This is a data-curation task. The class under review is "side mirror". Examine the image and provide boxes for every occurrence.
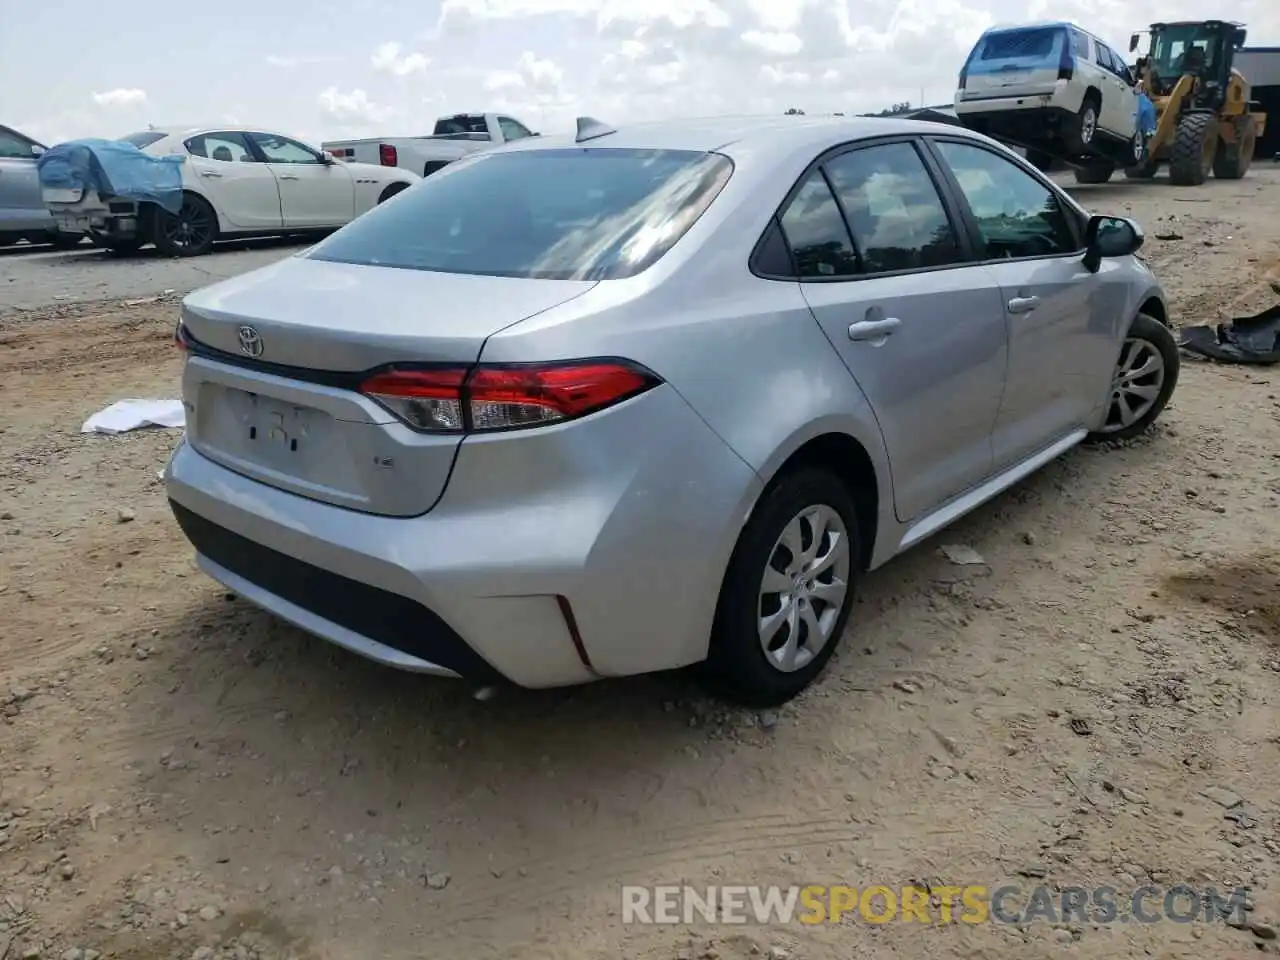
[1129,33,1140,52]
[1235,28,1247,48]
[31,144,45,157]
[321,151,336,165]
[1083,215,1144,272]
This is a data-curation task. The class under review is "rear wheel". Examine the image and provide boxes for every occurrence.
[151,193,218,257]
[1087,313,1180,443]
[1169,112,1217,186]
[1069,94,1101,153]
[703,468,860,707]
[1213,116,1257,180]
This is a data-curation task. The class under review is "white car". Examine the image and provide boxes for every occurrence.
[43,126,420,256]
[953,21,1144,180]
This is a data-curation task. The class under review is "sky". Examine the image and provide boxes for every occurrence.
[4,0,1280,150]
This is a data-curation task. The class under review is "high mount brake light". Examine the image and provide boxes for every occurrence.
[360,360,661,433]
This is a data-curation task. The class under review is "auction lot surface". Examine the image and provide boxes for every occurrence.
[3,172,1280,960]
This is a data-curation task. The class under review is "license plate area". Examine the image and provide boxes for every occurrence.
[194,384,365,499]
[43,187,84,203]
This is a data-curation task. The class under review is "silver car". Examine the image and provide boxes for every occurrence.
[165,114,1177,706]
[0,124,82,248]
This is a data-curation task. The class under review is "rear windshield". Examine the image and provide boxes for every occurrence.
[433,116,489,136]
[305,147,735,281]
[118,131,167,148]
[979,27,1063,61]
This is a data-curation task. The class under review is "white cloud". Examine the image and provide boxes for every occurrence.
[741,30,804,56]
[265,54,338,68]
[316,87,395,127]
[371,42,430,76]
[91,88,147,108]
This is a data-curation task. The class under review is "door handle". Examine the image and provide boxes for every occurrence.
[278,174,299,180]
[199,171,222,178]
[847,317,901,341]
[1007,296,1041,314]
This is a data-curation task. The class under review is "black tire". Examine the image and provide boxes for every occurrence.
[1169,112,1217,186]
[1086,312,1180,443]
[150,193,218,257]
[1069,93,1101,152]
[377,182,411,204]
[703,468,861,707]
[1073,162,1115,184]
[1212,117,1257,180]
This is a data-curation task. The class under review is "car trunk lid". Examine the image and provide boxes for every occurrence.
[179,255,596,516]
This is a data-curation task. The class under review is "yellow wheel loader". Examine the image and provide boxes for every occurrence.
[1126,20,1266,185]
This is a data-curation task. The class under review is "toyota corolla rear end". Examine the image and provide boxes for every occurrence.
[165,142,758,688]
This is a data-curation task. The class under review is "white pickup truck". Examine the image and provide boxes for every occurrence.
[322,113,540,179]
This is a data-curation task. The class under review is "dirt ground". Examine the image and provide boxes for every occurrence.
[4,169,1280,960]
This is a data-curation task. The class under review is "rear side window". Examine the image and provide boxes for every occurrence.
[306,147,734,281]
[777,171,859,278]
[823,143,962,274]
[1070,28,1091,59]
[185,131,257,162]
[979,27,1062,61]
[1096,44,1117,71]
[118,131,167,149]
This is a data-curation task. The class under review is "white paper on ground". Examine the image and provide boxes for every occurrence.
[81,398,186,435]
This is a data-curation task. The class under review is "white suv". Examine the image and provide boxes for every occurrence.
[953,21,1144,180]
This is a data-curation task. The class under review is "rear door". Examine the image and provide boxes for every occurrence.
[1094,43,1139,138]
[183,131,283,230]
[962,25,1067,100]
[246,132,355,227]
[0,126,50,233]
[783,138,1009,522]
[925,137,1120,469]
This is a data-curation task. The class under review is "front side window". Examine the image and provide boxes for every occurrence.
[0,129,34,159]
[823,142,962,274]
[306,147,734,281]
[933,140,1078,259]
[777,170,859,278]
[185,131,257,162]
[249,133,321,164]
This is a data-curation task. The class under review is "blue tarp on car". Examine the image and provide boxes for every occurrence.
[36,139,185,214]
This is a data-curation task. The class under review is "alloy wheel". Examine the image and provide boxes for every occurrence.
[162,199,215,252]
[1099,337,1166,433]
[757,504,851,673]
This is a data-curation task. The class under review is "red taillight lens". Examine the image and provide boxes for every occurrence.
[379,143,398,166]
[174,320,189,351]
[360,360,660,433]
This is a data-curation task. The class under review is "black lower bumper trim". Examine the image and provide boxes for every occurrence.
[169,500,505,684]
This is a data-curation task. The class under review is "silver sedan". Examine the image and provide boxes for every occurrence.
[164,113,1177,706]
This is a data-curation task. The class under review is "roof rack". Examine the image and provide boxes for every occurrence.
[575,117,616,143]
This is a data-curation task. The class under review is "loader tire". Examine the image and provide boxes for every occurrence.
[1212,117,1257,180]
[1073,162,1115,184]
[1168,112,1217,186]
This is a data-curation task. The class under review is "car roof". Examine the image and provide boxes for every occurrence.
[498,114,986,160]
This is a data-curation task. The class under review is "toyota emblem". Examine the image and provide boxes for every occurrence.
[237,325,264,358]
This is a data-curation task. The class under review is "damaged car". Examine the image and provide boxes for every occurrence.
[37,126,419,257]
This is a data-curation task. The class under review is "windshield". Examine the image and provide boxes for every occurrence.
[305,147,735,281]
[1150,24,1218,76]
[117,131,168,149]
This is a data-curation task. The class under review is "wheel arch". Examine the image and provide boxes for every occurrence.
[377,181,412,203]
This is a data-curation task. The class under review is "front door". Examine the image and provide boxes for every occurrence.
[182,131,283,231]
[0,126,49,233]
[782,140,1009,522]
[928,137,1120,469]
[247,132,354,228]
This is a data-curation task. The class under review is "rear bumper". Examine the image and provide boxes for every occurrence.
[47,198,141,240]
[164,384,762,689]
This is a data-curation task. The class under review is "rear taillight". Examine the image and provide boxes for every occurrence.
[360,360,661,433]
[379,143,398,166]
[1058,45,1074,81]
[174,320,189,351]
